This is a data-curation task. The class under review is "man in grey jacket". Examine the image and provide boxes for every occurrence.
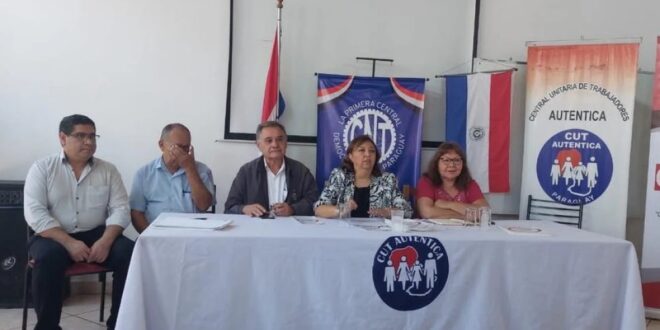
[225,121,318,217]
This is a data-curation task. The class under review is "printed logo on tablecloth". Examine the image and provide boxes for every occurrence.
[536,128,613,205]
[372,236,448,311]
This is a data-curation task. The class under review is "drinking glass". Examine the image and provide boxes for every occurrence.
[479,206,492,229]
[337,203,350,219]
[465,207,478,226]
[270,204,275,218]
[390,209,406,232]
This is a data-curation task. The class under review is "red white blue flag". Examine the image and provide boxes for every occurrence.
[445,71,512,193]
[261,30,285,122]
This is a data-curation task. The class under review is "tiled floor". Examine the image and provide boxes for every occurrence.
[651,318,660,330]
[0,294,110,330]
[1,294,660,329]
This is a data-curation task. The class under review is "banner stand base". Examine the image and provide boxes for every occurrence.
[646,307,660,320]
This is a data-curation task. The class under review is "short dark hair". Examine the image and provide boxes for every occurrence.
[59,114,95,135]
[160,123,191,140]
[424,142,473,190]
[256,121,287,140]
[341,135,382,177]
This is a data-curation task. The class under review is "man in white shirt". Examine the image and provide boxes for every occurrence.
[224,121,318,217]
[23,114,134,330]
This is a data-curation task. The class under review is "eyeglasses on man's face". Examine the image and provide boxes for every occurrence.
[68,132,100,142]
[439,157,463,166]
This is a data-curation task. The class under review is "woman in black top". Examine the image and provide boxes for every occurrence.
[314,135,412,218]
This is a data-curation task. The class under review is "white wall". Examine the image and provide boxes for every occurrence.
[0,0,231,238]
[1,0,658,234]
[229,0,476,141]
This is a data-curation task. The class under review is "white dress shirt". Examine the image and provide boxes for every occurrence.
[265,159,287,205]
[23,151,130,234]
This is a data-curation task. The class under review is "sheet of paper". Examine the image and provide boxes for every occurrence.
[293,216,324,225]
[345,218,390,231]
[426,218,466,226]
[381,219,444,232]
[154,217,232,230]
[498,225,551,236]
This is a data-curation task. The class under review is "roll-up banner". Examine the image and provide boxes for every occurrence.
[520,43,639,239]
[642,36,660,314]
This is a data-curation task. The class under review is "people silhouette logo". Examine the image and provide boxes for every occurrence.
[372,236,448,311]
[536,128,613,205]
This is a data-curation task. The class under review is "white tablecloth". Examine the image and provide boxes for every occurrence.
[116,213,644,330]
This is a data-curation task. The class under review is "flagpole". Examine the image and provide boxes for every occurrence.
[276,0,283,121]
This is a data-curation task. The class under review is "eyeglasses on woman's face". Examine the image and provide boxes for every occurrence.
[439,157,463,166]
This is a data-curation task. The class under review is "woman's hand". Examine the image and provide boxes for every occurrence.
[434,199,463,214]
[434,199,451,209]
[368,208,391,218]
[315,199,358,219]
[417,197,464,219]
[346,199,358,211]
[338,199,358,218]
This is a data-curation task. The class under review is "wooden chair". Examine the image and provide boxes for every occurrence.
[525,194,584,229]
[21,229,111,330]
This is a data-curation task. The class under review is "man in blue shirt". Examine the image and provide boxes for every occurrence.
[130,123,215,233]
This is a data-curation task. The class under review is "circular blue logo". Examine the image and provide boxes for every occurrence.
[372,236,448,311]
[536,129,613,205]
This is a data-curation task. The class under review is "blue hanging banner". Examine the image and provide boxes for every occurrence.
[316,74,425,191]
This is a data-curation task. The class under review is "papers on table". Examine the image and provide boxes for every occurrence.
[345,218,390,231]
[154,216,233,230]
[383,219,444,232]
[346,218,445,232]
[293,216,324,225]
[425,218,466,226]
[406,220,442,232]
[499,225,551,236]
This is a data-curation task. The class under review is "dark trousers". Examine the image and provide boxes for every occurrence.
[28,226,134,330]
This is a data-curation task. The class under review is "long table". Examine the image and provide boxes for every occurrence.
[116,213,644,330]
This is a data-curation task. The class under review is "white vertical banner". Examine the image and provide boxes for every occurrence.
[519,42,639,239]
[641,36,660,314]
[643,129,660,269]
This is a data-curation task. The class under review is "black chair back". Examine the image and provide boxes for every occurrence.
[208,184,217,213]
[525,194,584,229]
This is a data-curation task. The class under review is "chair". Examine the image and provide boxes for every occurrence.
[22,229,111,330]
[207,184,217,213]
[402,184,417,218]
[525,194,584,229]
[402,184,414,203]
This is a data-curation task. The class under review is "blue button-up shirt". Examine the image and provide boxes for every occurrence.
[129,157,215,223]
